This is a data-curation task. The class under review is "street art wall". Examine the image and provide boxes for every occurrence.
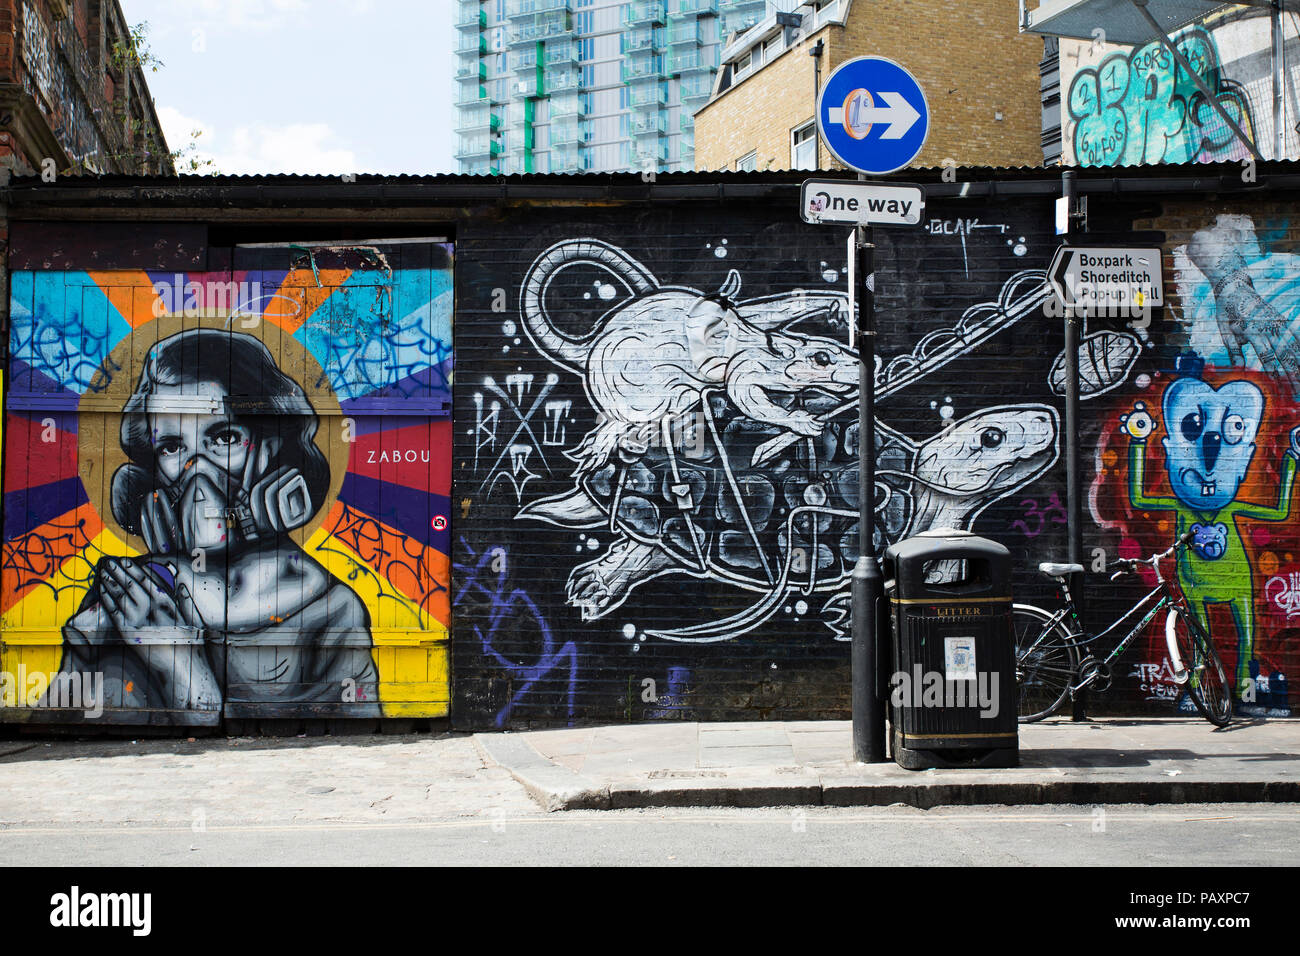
[1090,207,1300,717]
[1,243,453,725]
[1060,10,1300,166]
[453,203,1072,727]
[2,180,1296,732]
[452,194,1300,728]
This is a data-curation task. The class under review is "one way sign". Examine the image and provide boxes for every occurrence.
[1048,246,1164,312]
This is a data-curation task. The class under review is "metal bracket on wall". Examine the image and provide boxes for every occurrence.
[1127,0,1266,162]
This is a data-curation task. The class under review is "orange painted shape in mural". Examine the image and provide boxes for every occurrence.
[85,271,161,327]
[2,504,105,613]
[320,501,451,627]
[264,268,353,334]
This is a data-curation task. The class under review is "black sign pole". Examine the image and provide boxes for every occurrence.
[852,222,887,763]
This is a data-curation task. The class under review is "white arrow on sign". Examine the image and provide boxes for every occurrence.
[824,90,921,140]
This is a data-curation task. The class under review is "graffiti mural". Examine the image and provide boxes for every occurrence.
[452,537,576,727]
[2,245,453,724]
[1122,358,1297,703]
[452,204,1065,727]
[512,240,1059,641]
[1178,214,1300,398]
[1065,25,1255,166]
[1084,202,1300,719]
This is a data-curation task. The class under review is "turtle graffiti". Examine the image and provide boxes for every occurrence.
[513,239,1061,641]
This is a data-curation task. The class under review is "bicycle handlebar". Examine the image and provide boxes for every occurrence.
[1108,532,1194,579]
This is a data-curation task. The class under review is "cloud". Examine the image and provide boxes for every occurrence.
[156,105,367,175]
[151,0,311,34]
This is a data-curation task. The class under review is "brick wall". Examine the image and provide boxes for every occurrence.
[450,187,1300,728]
[452,196,1067,728]
[695,0,1044,172]
[695,25,826,172]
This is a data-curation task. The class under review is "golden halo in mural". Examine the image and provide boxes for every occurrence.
[76,314,348,554]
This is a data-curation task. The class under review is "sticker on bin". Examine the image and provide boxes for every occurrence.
[944,637,977,681]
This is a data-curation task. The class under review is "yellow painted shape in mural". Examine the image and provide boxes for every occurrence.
[0,525,138,692]
[305,526,448,718]
[2,525,447,719]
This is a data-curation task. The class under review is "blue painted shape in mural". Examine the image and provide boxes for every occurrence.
[337,471,451,554]
[9,271,132,395]
[1188,520,1229,560]
[295,267,453,402]
[453,538,577,727]
[1161,374,1264,512]
[1068,27,1253,167]
[339,356,454,420]
[6,358,80,405]
[4,476,88,540]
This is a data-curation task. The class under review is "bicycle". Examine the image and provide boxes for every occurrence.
[1012,530,1233,727]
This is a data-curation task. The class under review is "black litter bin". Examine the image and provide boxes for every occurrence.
[883,529,1019,770]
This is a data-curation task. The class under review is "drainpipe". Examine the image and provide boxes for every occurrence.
[1274,0,1286,158]
[810,39,824,168]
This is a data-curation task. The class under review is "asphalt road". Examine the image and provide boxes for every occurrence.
[3,733,1296,867]
[4,803,1297,866]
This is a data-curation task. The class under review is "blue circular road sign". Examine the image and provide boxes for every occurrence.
[817,56,930,175]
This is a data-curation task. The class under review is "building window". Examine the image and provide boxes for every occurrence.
[792,121,816,169]
[736,150,757,171]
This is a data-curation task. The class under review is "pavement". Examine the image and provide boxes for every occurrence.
[474,717,1300,811]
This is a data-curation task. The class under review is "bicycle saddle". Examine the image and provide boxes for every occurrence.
[1038,562,1084,578]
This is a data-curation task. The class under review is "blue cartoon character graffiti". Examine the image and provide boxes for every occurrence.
[1125,357,1300,712]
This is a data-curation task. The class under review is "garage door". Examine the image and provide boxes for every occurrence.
[1,242,452,726]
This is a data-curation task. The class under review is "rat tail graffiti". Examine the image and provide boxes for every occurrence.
[519,239,660,374]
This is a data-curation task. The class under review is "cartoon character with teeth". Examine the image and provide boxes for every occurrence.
[1125,356,1300,709]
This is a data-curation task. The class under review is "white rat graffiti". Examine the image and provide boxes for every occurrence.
[513,239,1060,638]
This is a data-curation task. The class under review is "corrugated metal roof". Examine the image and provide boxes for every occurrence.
[7,161,1300,209]
[1024,0,1245,44]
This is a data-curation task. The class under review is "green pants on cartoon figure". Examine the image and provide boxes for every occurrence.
[1120,367,1300,708]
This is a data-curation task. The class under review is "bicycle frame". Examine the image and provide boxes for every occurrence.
[1019,553,1184,697]
[1068,583,1172,694]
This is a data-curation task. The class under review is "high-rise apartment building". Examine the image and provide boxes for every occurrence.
[455,0,770,175]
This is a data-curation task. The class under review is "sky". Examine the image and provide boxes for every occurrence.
[119,0,458,175]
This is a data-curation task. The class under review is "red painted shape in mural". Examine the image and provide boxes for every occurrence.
[1,504,105,612]
[349,420,452,497]
[1092,365,1300,682]
[323,501,450,627]
[3,414,77,491]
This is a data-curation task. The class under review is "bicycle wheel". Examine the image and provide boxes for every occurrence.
[1166,608,1232,727]
[1012,603,1079,723]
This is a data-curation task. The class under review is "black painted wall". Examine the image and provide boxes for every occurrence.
[451,197,1070,728]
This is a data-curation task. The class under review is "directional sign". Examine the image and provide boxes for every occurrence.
[817,56,930,175]
[1049,246,1164,311]
[800,179,925,226]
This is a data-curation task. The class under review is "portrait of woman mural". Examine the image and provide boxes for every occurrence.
[56,328,379,718]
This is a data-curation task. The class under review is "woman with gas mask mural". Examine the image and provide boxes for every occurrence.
[56,328,380,719]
